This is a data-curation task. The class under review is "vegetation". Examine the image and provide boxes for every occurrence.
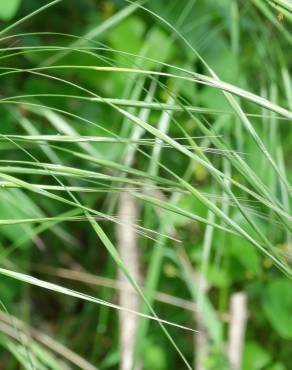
[0,1,291,369]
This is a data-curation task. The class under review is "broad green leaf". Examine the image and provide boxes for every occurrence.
[142,342,167,370]
[229,234,262,274]
[262,279,292,339]
[243,342,271,370]
[266,364,286,370]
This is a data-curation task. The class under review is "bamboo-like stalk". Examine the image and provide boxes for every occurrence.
[117,190,141,370]
[227,292,248,370]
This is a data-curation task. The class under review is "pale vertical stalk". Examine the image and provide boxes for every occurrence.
[281,66,292,111]
[230,0,239,56]
[227,292,248,370]
[194,308,208,370]
[117,190,141,370]
[276,147,292,259]
[106,81,156,214]
[148,95,174,175]
[279,63,292,255]
[123,81,157,168]
[195,210,214,370]
[133,95,173,365]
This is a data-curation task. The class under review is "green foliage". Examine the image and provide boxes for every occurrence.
[142,341,167,370]
[262,279,292,339]
[0,0,291,369]
[243,342,271,370]
[0,0,21,21]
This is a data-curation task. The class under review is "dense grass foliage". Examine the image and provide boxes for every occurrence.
[0,1,291,369]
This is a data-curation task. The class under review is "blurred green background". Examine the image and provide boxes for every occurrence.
[0,1,291,370]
